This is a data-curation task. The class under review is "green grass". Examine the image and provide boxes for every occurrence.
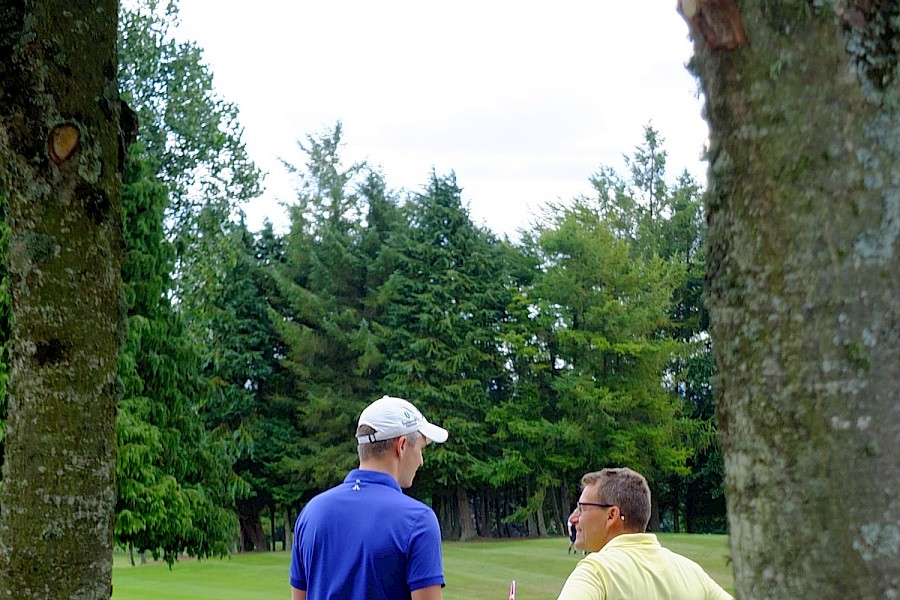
[112,551,287,600]
[112,534,733,599]
[441,535,733,600]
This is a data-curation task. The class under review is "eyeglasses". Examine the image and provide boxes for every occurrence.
[575,501,615,515]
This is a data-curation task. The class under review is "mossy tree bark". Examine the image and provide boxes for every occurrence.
[0,1,126,598]
[687,0,900,597]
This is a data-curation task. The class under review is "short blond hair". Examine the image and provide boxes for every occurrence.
[356,425,421,462]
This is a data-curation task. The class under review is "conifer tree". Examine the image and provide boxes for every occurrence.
[585,126,718,530]
[374,173,510,540]
[118,0,260,233]
[117,148,239,562]
[530,197,695,524]
[269,125,391,509]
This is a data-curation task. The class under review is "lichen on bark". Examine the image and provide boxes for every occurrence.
[0,1,125,598]
[691,1,900,597]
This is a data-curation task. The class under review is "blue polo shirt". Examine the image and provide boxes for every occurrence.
[290,469,445,600]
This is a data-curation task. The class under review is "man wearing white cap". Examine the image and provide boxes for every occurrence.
[290,395,449,600]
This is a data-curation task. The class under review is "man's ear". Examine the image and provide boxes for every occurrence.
[607,506,621,526]
[395,435,407,456]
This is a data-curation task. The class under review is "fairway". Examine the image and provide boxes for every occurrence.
[113,534,733,599]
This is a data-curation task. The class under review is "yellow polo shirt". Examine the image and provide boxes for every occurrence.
[557,533,732,600]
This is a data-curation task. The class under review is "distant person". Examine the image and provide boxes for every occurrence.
[558,468,732,600]
[568,521,577,554]
[290,395,449,600]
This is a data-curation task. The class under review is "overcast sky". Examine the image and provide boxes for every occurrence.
[174,0,708,239]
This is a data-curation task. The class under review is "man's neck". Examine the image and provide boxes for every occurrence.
[359,458,399,482]
[598,526,641,549]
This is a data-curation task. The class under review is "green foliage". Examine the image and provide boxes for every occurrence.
[375,173,511,491]
[248,124,722,538]
[118,0,261,231]
[579,125,722,530]
[183,212,291,545]
[531,201,691,479]
[264,125,391,504]
[117,148,239,563]
[4,69,722,547]
[113,0,271,556]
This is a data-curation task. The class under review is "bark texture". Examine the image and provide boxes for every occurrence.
[237,499,268,552]
[455,485,477,541]
[0,1,126,598]
[690,1,900,597]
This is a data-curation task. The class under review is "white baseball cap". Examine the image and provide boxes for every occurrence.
[357,395,449,445]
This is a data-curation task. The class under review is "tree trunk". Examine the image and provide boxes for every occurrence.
[672,482,681,534]
[689,2,900,597]
[237,500,268,552]
[284,506,294,552]
[685,481,696,534]
[548,482,562,536]
[0,1,127,598]
[560,481,572,535]
[535,486,548,537]
[437,491,460,540]
[648,494,661,532]
[476,490,490,537]
[269,504,276,551]
[455,485,477,541]
[524,483,538,537]
[495,490,507,537]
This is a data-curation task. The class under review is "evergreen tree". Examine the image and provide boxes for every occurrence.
[117,0,260,232]
[189,214,285,551]
[117,148,240,563]
[112,0,266,556]
[374,172,510,540]
[531,197,696,523]
[487,236,581,536]
[267,125,392,514]
[585,126,719,530]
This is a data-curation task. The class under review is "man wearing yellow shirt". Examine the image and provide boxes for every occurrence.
[557,468,732,600]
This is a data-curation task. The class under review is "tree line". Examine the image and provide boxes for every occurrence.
[0,0,724,564]
[6,1,899,597]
